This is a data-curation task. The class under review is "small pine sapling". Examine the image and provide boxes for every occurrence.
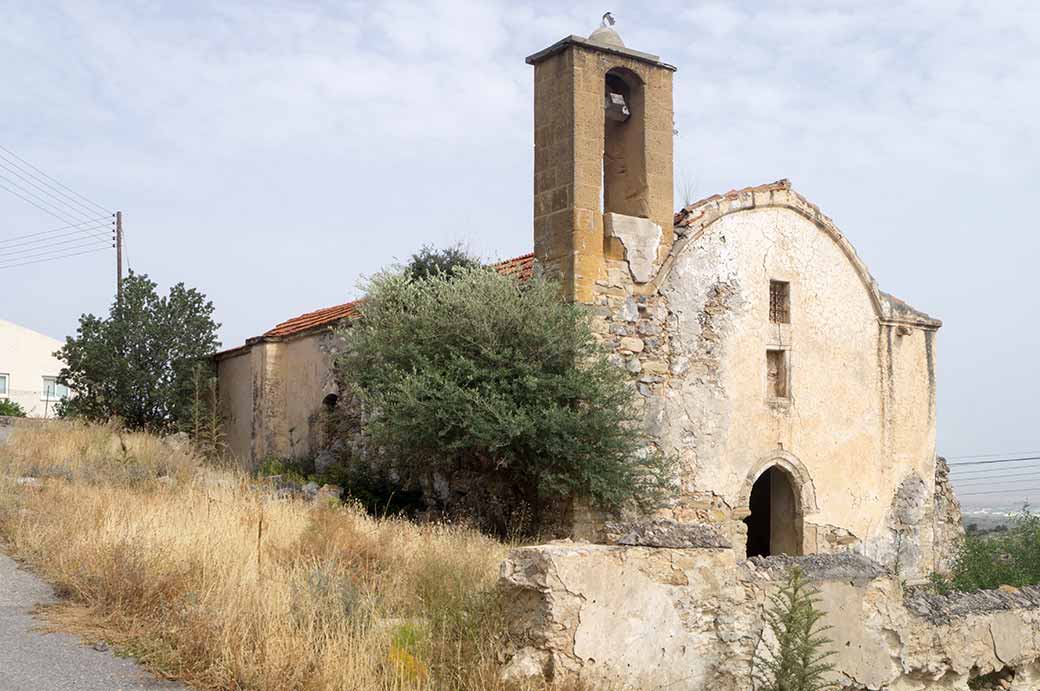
[757,567,836,691]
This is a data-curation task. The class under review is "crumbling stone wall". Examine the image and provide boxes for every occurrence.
[581,181,944,579]
[499,534,1040,690]
[933,456,966,573]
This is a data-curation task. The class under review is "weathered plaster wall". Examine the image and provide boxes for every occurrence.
[215,348,252,466]
[282,332,340,459]
[661,206,886,541]
[500,540,1040,691]
[217,329,342,467]
[584,184,944,577]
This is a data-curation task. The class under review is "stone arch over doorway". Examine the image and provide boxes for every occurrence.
[739,452,817,558]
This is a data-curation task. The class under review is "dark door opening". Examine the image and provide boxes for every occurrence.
[745,470,772,557]
[744,466,802,558]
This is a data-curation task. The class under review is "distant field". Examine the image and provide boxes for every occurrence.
[962,511,1017,534]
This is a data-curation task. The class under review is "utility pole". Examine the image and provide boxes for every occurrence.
[116,210,123,307]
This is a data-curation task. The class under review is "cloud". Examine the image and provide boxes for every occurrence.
[1,0,1038,464]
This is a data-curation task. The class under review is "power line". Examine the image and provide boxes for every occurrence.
[0,144,111,215]
[0,223,112,250]
[0,171,102,227]
[947,450,1040,461]
[0,175,94,227]
[0,157,107,222]
[0,238,111,264]
[952,462,1040,478]
[0,245,111,270]
[948,455,1040,468]
[0,232,113,258]
[958,486,1040,497]
[0,215,112,244]
[955,470,1040,481]
[952,471,1040,485]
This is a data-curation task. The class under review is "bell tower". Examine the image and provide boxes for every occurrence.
[527,15,675,302]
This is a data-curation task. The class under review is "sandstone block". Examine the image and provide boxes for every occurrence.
[619,336,644,353]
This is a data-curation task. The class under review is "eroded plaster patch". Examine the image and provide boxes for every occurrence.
[604,212,662,283]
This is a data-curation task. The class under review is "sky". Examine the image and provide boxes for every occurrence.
[1,1,1038,508]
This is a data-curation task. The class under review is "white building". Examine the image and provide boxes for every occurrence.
[0,319,68,417]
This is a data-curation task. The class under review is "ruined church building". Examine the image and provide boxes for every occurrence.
[218,20,955,578]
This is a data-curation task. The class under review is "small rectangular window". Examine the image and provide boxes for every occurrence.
[767,350,789,399]
[41,376,68,401]
[0,373,8,396]
[769,280,790,324]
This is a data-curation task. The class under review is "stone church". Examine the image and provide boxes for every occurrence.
[217,19,956,579]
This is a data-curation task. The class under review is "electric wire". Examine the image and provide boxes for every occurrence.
[0,245,111,270]
[948,455,1040,468]
[958,486,1040,497]
[0,238,112,263]
[0,232,113,258]
[951,463,1040,478]
[0,157,107,222]
[0,223,112,250]
[0,177,94,227]
[0,144,111,215]
[0,216,113,244]
[0,171,100,226]
[947,450,1040,461]
[0,146,116,271]
[951,471,1040,485]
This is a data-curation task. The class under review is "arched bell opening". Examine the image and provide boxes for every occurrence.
[602,67,649,218]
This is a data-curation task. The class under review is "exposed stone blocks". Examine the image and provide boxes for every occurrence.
[531,38,674,304]
[500,546,1040,690]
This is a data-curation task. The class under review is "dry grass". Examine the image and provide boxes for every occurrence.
[0,422,569,690]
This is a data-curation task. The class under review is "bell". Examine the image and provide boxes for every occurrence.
[605,91,630,122]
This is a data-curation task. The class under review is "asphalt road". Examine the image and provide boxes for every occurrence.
[0,553,187,690]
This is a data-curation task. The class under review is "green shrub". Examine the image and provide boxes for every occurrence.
[0,399,27,417]
[934,510,1040,592]
[335,265,672,534]
[757,567,836,691]
[405,243,479,282]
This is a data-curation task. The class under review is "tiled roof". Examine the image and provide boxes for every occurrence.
[263,300,363,338]
[492,252,535,280]
[674,179,792,227]
[260,253,536,340]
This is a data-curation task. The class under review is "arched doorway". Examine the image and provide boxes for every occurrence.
[744,466,802,558]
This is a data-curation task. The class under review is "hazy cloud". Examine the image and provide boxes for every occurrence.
[2,1,1039,504]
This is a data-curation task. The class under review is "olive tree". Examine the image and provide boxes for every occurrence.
[335,264,671,532]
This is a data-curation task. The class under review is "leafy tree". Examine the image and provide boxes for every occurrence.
[335,264,672,533]
[404,243,479,282]
[757,567,836,691]
[55,272,220,432]
[0,399,27,417]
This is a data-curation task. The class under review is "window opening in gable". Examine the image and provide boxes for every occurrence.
[769,280,790,324]
[767,349,789,399]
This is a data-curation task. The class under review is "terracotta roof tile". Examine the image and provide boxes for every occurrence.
[260,253,537,339]
[263,300,363,338]
[674,179,791,227]
[491,252,535,280]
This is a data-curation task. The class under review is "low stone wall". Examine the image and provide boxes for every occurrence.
[0,415,68,428]
[498,537,1040,690]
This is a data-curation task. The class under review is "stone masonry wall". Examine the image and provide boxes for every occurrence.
[581,182,945,578]
[499,535,1040,690]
